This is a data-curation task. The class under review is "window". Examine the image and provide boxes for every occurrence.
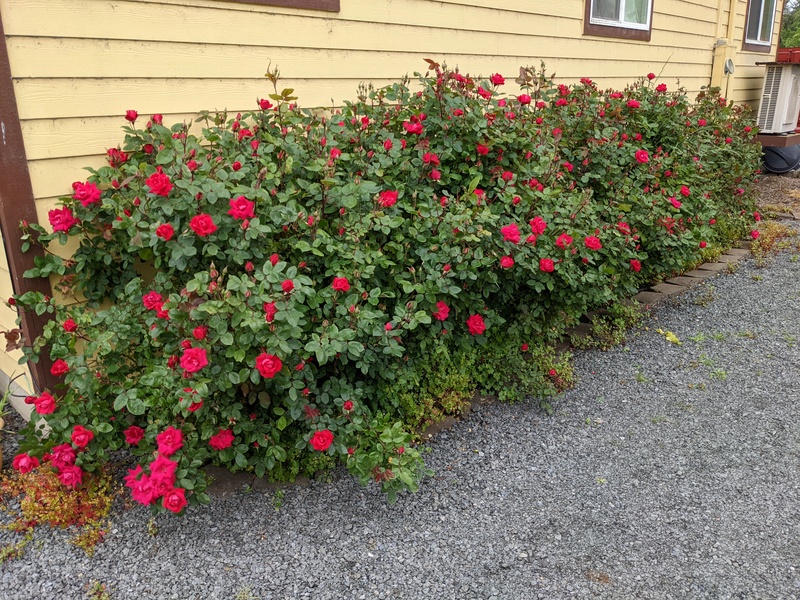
[216,0,339,10]
[743,0,776,52]
[584,0,653,41]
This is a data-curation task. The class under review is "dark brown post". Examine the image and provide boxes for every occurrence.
[0,11,58,392]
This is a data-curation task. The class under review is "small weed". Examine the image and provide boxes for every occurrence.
[710,368,727,380]
[0,531,33,564]
[725,261,739,274]
[737,330,757,339]
[234,586,260,600]
[146,517,158,537]
[650,416,668,424]
[634,367,649,383]
[596,477,607,485]
[752,221,799,267]
[791,255,799,263]
[272,489,284,511]
[784,334,798,347]
[694,286,716,306]
[689,353,714,368]
[540,399,554,416]
[87,580,112,600]
[687,382,707,391]
[571,301,644,351]
[689,333,706,344]
[711,332,727,341]
[752,274,764,281]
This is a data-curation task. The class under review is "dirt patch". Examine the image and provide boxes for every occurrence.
[755,172,800,214]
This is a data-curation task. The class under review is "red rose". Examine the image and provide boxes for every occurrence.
[11,452,39,473]
[48,207,79,233]
[228,196,255,220]
[145,171,173,197]
[385,322,393,331]
[49,443,76,469]
[383,139,393,150]
[466,314,486,336]
[12,453,40,474]
[500,256,514,269]
[584,236,602,251]
[125,110,138,122]
[343,400,354,411]
[34,391,56,415]
[627,100,640,108]
[751,230,760,240]
[263,301,277,323]
[209,428,234,450]
[51,359,69,377]
[232,161,242,171]
[281,279,294,293]
[670,197,682,209]
[124,425,145,445]
[529,216,547,235]
[142,291,164,311]
[432,301,450,321]
[520,343,529,352]
[162,487,188,514]
[539,258,555,272]
[192,326,208,340]
[699,241,707,249]
[63,319,78,333]
[680,185,691,197]
[190,214,217,237]
[332,277,350,292]
[630,259,642,272]
[517,94,532,105]
[156,426,184,457]
[617,222,631,235]
[429,169,441,181]
[656,83,667,92]
[476,143,490,155]
[259,98,273,110]
[71,181,102,207]
[255,352,282,379]
[58,465,83,488]
[635,149,649,164]
[500,223,521,244]
[556,233,573,249]
[180,347,208,373]
[71,425,94,449]
[155,223,174,241]
[647,72,656,80]
[310,429,334,451]
[490,73,505,85]
[378,190,398,208]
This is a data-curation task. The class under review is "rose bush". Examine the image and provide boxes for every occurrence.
[12,62,760,513]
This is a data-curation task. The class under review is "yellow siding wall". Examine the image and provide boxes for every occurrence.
[730,2,785,107]
[0,0,781,379]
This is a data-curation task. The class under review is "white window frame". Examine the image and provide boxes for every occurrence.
[589,0,652,31]
[744,0,776,48]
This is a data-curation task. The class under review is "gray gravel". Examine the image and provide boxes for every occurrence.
[2,239,800,600]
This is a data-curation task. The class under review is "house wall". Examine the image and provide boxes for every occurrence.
[0,0,782,390]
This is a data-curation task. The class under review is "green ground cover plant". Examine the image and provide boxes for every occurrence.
[8,61,760,514]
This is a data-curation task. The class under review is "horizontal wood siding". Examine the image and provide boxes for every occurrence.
[0,0,763,358]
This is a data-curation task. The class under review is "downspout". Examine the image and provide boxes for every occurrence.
[711,0,740,98]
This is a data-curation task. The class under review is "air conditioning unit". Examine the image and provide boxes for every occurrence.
[757,64,800,134]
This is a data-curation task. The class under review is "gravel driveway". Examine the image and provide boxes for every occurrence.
[2,239,799,600]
